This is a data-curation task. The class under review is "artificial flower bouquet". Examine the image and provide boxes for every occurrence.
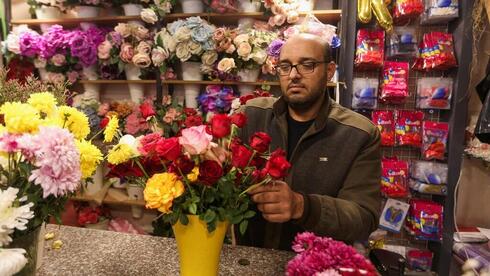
[97,30,126,80]
[198,85,237,114]
[263,0,302,27]
[113,23,154,70]
[286,232,378,276]
[68,27,107,72]
[97,99,150,136]
[140,0,176,25]
[204,0,239,13]
[76,203,111,227]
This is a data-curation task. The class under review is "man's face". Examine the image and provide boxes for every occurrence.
[278,37,335,110]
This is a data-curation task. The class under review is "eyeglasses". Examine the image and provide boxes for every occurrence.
[276,61,328,76]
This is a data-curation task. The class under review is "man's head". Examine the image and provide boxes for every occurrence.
[277,34,336,111]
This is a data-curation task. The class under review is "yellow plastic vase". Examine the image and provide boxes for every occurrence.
[172,215,229,276]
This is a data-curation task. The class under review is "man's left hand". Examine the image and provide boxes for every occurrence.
[249,181,304,223]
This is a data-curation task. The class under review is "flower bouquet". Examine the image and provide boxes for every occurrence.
[0,91,103,274]
[286,232,378,276]
[140,0,176,25]
[97,30,125,80]
[197,85,237,115]
[262,0,302,27]
[113,22,153,101]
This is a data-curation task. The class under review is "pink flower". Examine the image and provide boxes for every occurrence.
[25,126,82,198]
[120,43,134,63]
[98,103,110,116]
[163,107,178,124]
[124,111,149,135]
[98,40,112,59]
[51,54,66,66]
[46,72,65,84]
[0,133,19,152]
[138,133,162,156]
[178,125,213,155]
[66,71,79,83]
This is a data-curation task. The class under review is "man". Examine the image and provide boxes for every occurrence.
[238,34,381,250]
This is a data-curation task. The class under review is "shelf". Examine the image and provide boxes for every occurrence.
[11,10,342,27]
[79,79,338,87]
[71,187,146,207]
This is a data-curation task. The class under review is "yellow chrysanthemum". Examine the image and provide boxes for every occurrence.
[144,173,185,214]
[76,140,103,178]
[57,106,90,140]
[187,167,199,183]
[0,102,41,134]
[104,116,119,143]
[107,144,135,165]
[0,125,6,134]
[27,92,58,117]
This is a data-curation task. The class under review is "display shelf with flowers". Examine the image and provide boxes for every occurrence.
[27,0,65,21]
[11,10,342,27]
[61,0,113,21]
[140,0,176,25]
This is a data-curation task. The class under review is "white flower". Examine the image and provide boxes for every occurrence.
[231,98,241,112]
[217,58,236,73]
[175,43,191,62]
[154,0,172,13]
[201,50,218,66]
[119,135,140,157]
[187,41,202,55]
[156,30,177,53]
[151,47,169,66]
[0,188,34,246]
[140,8,158,24]
[0,248,28,276]
[233,34,249,46]
[174,27,192,42]
[251,49,267,65]
[34,58,47,69]
[0,229,13,246]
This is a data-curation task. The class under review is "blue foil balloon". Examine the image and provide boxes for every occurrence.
[400,34,413,44]
[432,87,447,99]
[359,87,375,99]
[437,0,451,7]
[427,173,442,185]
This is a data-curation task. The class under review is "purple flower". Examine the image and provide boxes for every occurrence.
[107,31,122,47]
[198,85,236,113]
[70,27,107,67]
[41,25,69,58]
[267,39,284,58]
[19,31,42,58]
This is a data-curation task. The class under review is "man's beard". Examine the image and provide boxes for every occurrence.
[283,89,325,112]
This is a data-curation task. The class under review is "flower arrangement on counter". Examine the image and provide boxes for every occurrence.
[286,232,378,276]
[140,0,176,25]
[198,85,237,114]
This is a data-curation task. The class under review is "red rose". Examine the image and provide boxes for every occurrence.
[210,114,232,138]
[250,132,272,153]
[230,113,247,128]
[100,117,109,128]
[264,149,291,179]
[184,108,198,116]
[184,115,203,128]
[172,156,195,175]
[155,137,181,161]
[138,133,162,155]
[239,94,255,105]
[251,156,266,168]
[231,144,253,168]
[139,101,156,119]
[198,160,223,186]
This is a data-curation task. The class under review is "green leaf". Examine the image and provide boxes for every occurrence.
[203,209,216,223]
[238,202,248,213]
[239,220,248,235]
[179,213,189,225]
[229,215,243,225]
[189,203,197,215]
[207,220,217,233]
[243,210,255,219]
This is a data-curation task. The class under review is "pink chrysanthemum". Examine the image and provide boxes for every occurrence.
[24,126,81,198]
[0,133,20,152]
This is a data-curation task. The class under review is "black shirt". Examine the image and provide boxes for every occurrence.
[286,112,315,159]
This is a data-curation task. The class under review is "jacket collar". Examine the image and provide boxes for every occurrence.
[272,92,332,133]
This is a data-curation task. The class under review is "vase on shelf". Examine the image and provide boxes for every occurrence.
[110,177,127,189]
[237,68,260,96]
[181,61,203,108]
[84,219,109,230]
[238,0,261,12]
[122,3,144,25]
[180,0,204,13]
[7,224,46,276]
[297,0,316,12]
[72,5,101,30]
[83,164,104,196]
[172,215,229,276]
[81,65,101,101]
[35,6,62,33]
[124,64,145,102]
[126,184,144,218]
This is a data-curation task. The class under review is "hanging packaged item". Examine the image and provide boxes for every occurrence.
[409,179,447,195]
[387,27,418,59]
[354,29,385,69]
[410,160,448,185]
[380,61,410,104]
[405,199,443,242]
[416,77,453,109]
[407,249,434,271]
[352,78,379,109]
[413,32,458,71]
[395,110,424,147]
[422,121,449,160]
[379,198,410,233]
[381,158,410,197]
[393,0,425,24]
[373,110,396,146]
[421,0,459,24]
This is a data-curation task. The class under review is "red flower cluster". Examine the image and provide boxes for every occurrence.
[239,89,272,105]
[77,205,110,226]
[6,58,35,84]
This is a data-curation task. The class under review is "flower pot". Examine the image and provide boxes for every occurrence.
[85,219,109,230]
[181,61,203,108]
[180,0,204,13]
[84,165,104,196]
[297,0,316,12]
[126,184,144,218]
[35,6,62,33]
[7,224,46,276]
[81,65,101,100]
[122,3,143,16]
[238,18,255,29]
[237,68,260,96]
[172,215,229,276]
[238,0,261,12]
[125,64,145,102]
[110,178,127,189]
[73,6,101,30]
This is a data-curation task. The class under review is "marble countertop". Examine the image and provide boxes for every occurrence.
[38,224,294,276]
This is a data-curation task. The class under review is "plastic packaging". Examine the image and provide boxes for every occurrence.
[373,110,396,146]
[410,160,448,185]
[422,121,449,160]
[386,27,418,58]
[413,32,458,71]
[416,77,453,109]
[393,0,424,24]
[407,249,434,271]
[396,110,424,147]
[352,78,379,109]
[380,61,410,104]
[405,199,443,242]
[409,179,448,195]
[379,198,410,233]
[354,29,385,69]
[381,158,410,197]
[421,0,459,24]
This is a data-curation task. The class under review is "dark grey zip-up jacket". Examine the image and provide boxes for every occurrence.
[237,95,381,250]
